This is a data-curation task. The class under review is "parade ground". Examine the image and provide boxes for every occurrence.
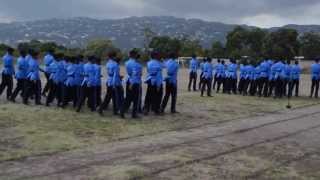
[1,68,320,180]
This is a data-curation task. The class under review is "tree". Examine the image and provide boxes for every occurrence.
[17,42,30,52]
[226,26,249,59]
[85,39,119,59]
[210,41,225,58]
[226,26,267,60]
[148,36,205,57]
[262,29,299,60]
[149,36,181,55]
[0,44,11,55]
[180,38,204,57]
[300,32,320,60]
[246,28,267,59]
[39,42,59,52]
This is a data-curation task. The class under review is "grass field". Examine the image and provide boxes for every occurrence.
[0,69,319,163]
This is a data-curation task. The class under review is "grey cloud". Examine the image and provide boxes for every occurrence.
[0,0,319,27]
[142,0,320,22]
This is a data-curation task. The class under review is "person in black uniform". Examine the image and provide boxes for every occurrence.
[76,56,96,112]
[161,52,179,113]
[0,47,15,100]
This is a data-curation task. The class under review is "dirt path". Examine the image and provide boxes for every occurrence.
[1,105,320,180]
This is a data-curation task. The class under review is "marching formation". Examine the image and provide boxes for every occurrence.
[0,48,179,119]
[1,47,320,119]
[190,56,320,99]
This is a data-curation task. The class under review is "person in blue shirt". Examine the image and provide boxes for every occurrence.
[201,57,214,97]
[198,58,206,90]
[62,56,77,108]
[161,52,179,114]
[0,47,15,100]
[243,62,255,96]
[216,60,226,93]
[58,56,68,106]
[45,53,66,107]
[258,60,271,97]
[249,64,261,96]
[120,50,143,118]
[23,50,41,105]
[225,59,238,94]
[99,51,122,115]
[76,56,97,112]
[188,54,198,91]
[74,55,84,101]
[310,59,320,98]
[272,60,285,98]
[46,54,59,106]
[42,49,55,96]
[268,60,276,97]
[281,60,292,97]
[212,59,221,90]
[238,60,247,94]
[93,57,102,109]
[136,54,143,114]
[288,60,301,97]
[143,50,163,115]
[10,50,28,102]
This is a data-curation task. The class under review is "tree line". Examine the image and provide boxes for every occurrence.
[149,27,320,62]
[1,26,320,63]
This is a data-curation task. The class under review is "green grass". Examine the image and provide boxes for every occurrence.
[0,93,318,162]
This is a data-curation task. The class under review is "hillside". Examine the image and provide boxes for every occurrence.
[0,16,319,49]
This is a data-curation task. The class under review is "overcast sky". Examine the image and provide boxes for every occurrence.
[0,0,319,27]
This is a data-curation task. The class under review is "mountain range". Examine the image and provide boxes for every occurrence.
[0,16,319,50]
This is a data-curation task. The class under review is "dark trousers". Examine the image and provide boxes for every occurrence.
[115,86,124,113]
[23,80,41,104]
[289,79,299,97]
[138,85,143,113]
[222,77,228,93]
[42,72,51,95]
[11,79,27,101]
[198,72,204,90]
[258,77,269,97]
[225,77,231,93]
[125,81,142,113]
[282,79,289,96]
[144,84,163,114]
[212,75,218,90]
[249,80,258,96]
[55,82,64,106]
[242,79,250,95]
[268,80,275,97]
[201,78,212,96]
[188,72,197,91]
[100,86,114,113]
[0,74,13,100]
[87,86,97,111]
[216,77,224,93]
[121,83,140,117]
[76,85,96,112]
[274,78,283,98]
[226,77,237,94]
[76,85,81,100]
[161,82,177,113]
[310,79,320,98]
[62,85,77,107]
[46,82,63,106]
[96,86,102,107]
[238,78,245,93]
[100,85,123,114]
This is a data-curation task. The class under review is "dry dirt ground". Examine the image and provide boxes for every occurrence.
[0,68,320,180]
[2,104,320,180]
